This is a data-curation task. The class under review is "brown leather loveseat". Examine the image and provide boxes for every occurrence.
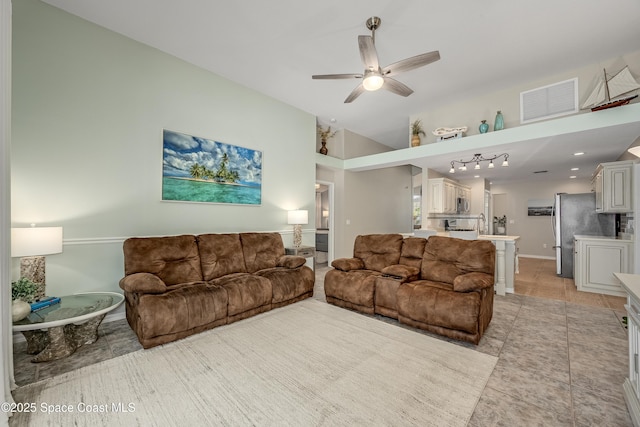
[325,234,495,344]
[120,232,314,348]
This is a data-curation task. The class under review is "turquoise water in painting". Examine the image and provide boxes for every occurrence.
[162,177,261,205]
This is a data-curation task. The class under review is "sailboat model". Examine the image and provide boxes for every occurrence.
[581,66,640,111]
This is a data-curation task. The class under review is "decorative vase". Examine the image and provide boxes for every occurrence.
[411,135,421,147]
[494,111,504,131]
[479,120,489,134]
[319,138,328,155]
[12,300,31,322]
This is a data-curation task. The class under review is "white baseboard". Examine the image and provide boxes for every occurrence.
[518,254,556,260]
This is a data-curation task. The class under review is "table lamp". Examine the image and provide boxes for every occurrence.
[11,224,63,300]
[287,210,308,248]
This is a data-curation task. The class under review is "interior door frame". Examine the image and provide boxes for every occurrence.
[315,180,335,264]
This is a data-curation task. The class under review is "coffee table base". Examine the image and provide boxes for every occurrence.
[21,314,106,363]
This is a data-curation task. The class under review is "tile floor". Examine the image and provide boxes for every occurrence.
[11,257,632,426]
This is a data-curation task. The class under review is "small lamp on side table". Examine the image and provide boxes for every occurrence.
[287,210,308,248]
[11,224,63,300]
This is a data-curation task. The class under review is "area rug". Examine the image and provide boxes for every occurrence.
[11,299,497,426]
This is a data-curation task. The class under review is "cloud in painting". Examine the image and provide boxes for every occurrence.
[162,130,262,185]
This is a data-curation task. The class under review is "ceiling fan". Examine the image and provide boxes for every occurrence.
[312,17,440,103]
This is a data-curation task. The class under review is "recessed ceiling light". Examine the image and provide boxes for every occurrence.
[571,167,579,171]
[574,152,585,156]
[474,175,480,178]
[569,175,577,179]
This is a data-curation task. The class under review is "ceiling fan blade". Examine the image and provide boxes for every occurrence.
[382,50,440,77]
[312,73,363,80]
[344,84,366,103]
[358,35,379,70]
[382,78,413,97]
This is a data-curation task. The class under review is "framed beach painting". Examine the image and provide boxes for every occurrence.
[527,199,553,216]
[162,129,262,205]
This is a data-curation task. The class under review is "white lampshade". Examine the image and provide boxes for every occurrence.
[628,146,640,157]
[11,226,63,257]
[287,210,308,225]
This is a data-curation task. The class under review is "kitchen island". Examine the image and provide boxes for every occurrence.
[479,234,520,296]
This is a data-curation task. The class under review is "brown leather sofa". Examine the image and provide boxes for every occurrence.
[120,232,314,348]
[325,234,495,344]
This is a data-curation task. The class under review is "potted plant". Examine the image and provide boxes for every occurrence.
[11,277,38,322]
[494,215,507,234]
[410,119,426,147]
[317,125,337,155]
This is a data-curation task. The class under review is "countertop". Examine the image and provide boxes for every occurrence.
[614,273,640,300]
[574,234,633,243]
[434,231,520,241]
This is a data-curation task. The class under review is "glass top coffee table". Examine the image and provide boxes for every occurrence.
[13,292,124,363]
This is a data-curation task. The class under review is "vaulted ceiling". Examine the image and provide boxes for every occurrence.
[40,0,640,182]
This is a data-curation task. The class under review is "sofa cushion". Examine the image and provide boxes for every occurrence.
[331,258,365,271]
[123,235,203,286]
[421,236,495,284]
[324,269,379,309]
[277,255,306,269]
[353,234,404,272]
[257,266,314,304]
[119,273,167,294]
[197,233,247,280]
[210,273,272,317]
[380,264,420,280]
[136,283,227,339]
[240,233,286,273]
[397,281,481,335]
[399,237,427,269]
[453,272,495,292]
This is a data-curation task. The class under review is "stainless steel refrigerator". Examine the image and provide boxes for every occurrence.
[552,192,616,278]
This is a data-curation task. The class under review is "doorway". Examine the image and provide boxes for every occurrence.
[315,180,334,266]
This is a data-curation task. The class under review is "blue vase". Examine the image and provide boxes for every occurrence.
[479,120,489,134]
[494,111,504,131]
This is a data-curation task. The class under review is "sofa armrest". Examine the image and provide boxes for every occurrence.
[331,257,365,272]
[277,255,306,269]
[119,273,167,294]
[380,265,420,281]
[453,272,494,292]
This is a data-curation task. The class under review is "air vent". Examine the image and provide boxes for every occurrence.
[520,78,578,124]
[533,170,548,174]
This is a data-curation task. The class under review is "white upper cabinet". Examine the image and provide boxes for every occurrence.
[592,160,634,213]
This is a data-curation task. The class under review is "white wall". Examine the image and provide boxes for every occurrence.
[490,179,592,257]
[11,0,317,295]
[411,50,640,144]
[316,129,412,258]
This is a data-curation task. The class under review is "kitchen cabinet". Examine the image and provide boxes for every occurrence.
[574,235,633,297]
[592,160,634,213]
[612,273,640,427]
[427,178,470,214]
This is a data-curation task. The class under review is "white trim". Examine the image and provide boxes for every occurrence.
[518,254,556,260]
[63,229,316,246]
[1,0,13,422]
[316,180,335,264]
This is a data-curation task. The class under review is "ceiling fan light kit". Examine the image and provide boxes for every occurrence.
[312,17,440,103]
[362,70,384,91]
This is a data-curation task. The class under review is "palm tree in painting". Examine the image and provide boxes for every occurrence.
[189,163,205,179]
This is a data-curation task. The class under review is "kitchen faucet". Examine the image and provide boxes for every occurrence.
[477,213,486,235]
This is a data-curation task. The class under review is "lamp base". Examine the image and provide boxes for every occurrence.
[20,256,47,301]
[293,224,302,248]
